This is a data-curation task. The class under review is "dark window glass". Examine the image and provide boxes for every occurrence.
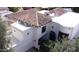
[49,31,56,41]
[42,26,46,33]
[58,31,69,41]
[27,33,29,35]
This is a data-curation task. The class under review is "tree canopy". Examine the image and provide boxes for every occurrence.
[71,7,79,13]
[0,19,11,52]
[8,7,21,12]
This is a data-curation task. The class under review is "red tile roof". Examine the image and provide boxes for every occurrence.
[5,8,52,26]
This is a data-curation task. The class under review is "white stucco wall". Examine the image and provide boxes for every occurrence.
[51,22,73,39]
[11,21,52,51]
[11,21,77,51]
[11,22,34,52]
[33,22,52,49]
[11,27,24,42]
[58,24,79,40]
[69,24,79,40]
[51,12,79,40]
[11,27,34,52]
[50,22,60,38]
[13,40,33,52]
[33,27,47,49]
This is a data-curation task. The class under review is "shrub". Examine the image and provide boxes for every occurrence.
[39,37,79,52]
[8,7,21,12]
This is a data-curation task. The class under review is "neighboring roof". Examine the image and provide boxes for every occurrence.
[0,7,9,11]
[1,11,13,21]
[50,8,66,16]
[1,11,13,17]
[5,8,52,26]
[52,12,79,27]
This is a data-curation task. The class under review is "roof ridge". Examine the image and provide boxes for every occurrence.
[36,9,39,26]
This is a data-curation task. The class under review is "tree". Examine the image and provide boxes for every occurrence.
[0,19,11,52]
[8,7,21,12]
[71,7,79,13]
[73,38,79,52]
[39,37,79,52]
[39,40,54,52]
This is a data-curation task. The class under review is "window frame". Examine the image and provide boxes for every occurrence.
[41,26,46,33]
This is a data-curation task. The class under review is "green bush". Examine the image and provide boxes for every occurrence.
[8,7,21,12]
[39,37,79,52]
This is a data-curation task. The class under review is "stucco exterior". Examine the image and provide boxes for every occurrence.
[9,9,79,52]
[52,12,79,40]
[11,21,52,52]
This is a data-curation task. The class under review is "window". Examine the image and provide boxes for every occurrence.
[42,26,46,33]
[49,31,56,41]
[58,31,69,41]
[27,33,29,35]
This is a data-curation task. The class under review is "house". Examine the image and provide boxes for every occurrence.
[0,7,13,21]
[4,7,77,52]
[5,8,53,52]
[52,12,79,41]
